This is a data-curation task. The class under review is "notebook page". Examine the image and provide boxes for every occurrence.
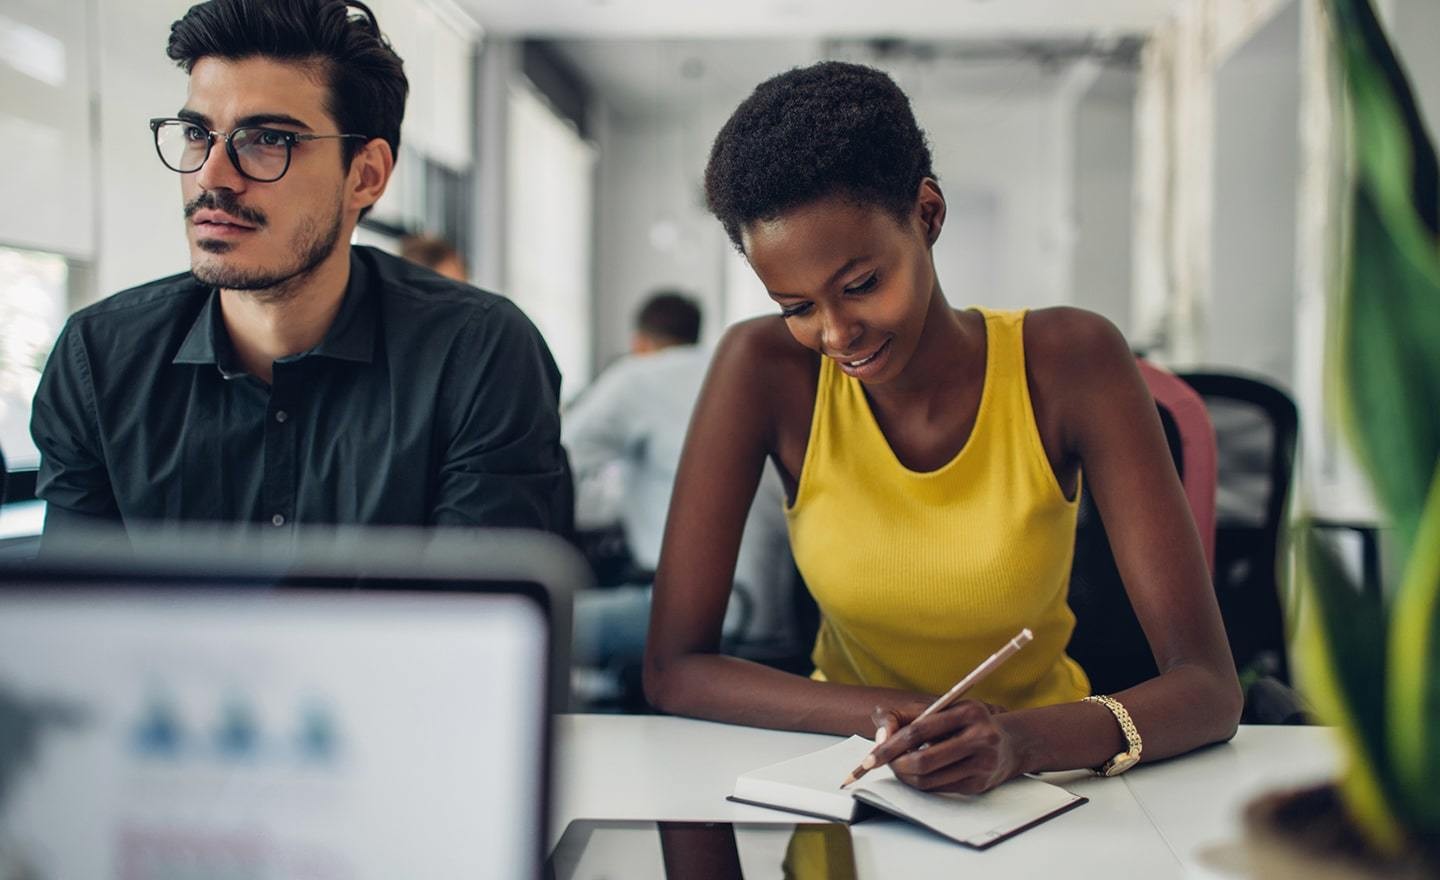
[852,773,1084,848]
[730,735,876,821]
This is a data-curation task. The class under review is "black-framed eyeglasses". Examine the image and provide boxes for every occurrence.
[149,117,370,183]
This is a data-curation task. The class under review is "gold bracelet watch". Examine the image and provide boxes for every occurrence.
[1083,694,1143,776]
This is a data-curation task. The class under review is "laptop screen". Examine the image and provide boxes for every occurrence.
[0,577,553,879]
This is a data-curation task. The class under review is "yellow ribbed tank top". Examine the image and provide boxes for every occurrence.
[785,308,1090,710]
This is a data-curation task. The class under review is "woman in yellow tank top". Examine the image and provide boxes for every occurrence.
[645,61,1241,796]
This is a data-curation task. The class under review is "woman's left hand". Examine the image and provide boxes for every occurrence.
[866,701,1024,795]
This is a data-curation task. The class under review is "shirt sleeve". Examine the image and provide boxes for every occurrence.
[562,360,637,478]
[561,358,641,529]
[430,300,572,532]
[30,319,122,525]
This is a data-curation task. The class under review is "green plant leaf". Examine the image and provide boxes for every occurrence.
[1387,463,1440,833]
[1326,0,1438,235]
[1326,0,1440,563]
[1322,0,1440,850]
[1337,190,1440,559]
[1294,523,1403,851]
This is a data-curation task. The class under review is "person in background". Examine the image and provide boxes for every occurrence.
[565,292,793,677]
[399,233,468,282]
[29,0,569,546]
[645,61,1241,793]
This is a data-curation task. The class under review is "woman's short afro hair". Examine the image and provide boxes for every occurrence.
[704,60,934,251]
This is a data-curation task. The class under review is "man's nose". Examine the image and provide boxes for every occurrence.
[193,137,247,193]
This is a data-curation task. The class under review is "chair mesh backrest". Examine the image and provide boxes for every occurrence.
[1177,372,1298,683]
[1207,397,1279,528]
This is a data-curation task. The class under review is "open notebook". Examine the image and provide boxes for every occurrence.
[728,736,1086,849]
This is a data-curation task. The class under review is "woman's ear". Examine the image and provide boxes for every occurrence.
[915,177,946,247]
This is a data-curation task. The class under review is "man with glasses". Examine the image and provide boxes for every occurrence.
[29,0,571,544]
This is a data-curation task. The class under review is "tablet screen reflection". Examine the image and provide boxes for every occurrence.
[547,820,858,879]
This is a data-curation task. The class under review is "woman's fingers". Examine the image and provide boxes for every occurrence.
[889,724,1000,784]
[866,700,992,769]
[893,753,997,795]
[871,705,903,745]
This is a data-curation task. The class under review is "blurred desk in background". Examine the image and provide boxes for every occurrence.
[0,498,43,540]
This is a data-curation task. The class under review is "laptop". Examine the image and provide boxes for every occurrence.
[0,525,583,879]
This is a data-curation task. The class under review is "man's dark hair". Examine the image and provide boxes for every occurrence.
[636,291,702,346]
[167,0,407,173]
[704,61,934,251]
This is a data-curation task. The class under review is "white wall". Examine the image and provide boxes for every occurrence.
[1209,0,1301,388]
[90,0,193,302]
[1390,0,1440,146]
[1072,68,1138,338]
[591,110,733,364]
[0,0,96,261]
[918,90,1072,314]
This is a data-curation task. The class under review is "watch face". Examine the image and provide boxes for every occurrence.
[1104,753,1140,777]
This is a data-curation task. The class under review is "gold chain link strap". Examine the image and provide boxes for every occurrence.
[1084,694,1143,762]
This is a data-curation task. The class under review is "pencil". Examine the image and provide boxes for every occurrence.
[841,628,1033,788]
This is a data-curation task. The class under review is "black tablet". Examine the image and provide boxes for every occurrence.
[547,820,857,880]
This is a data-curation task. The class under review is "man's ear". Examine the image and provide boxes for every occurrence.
[915,177,946,247]
[348,138,394,214]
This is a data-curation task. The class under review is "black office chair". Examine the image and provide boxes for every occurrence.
[574,522,655,589]
[1177,372,1298,686]
[1065,404,1189,694]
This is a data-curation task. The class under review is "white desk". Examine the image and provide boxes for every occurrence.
[0,499,43,539]
[553,715,1339,878]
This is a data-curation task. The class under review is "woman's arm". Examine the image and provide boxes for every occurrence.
[866,309,1243,794]
[643,320,933,734]
[1029,308,1243,762]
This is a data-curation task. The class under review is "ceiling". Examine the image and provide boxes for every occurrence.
[550,39,818,117]
[550,35,1142,120]
[456,0,1180,39]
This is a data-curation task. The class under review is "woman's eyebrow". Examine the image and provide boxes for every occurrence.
[767,256,871,298]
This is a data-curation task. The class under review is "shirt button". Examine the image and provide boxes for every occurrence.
[275,410,288,423]
[271,514,286,527]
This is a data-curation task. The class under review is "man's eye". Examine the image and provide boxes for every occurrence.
[183,125,207,143]
[256,130,288,147]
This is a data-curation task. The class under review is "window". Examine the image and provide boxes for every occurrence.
[0,244,67,470]
[505,82,596,400]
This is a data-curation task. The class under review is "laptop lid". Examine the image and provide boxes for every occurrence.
[0,526,584,879]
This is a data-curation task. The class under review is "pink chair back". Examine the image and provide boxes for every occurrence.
[1136,359,1218,573]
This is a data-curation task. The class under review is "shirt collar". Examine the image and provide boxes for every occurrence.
[172,289,237,373]
[307,250,377,364]
[171,249,378,371]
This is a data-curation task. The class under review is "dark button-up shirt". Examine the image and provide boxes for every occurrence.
[31,246,570,540]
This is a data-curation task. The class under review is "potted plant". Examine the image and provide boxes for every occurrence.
[1250,0,1440,875]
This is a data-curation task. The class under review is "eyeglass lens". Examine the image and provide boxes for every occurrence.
[154,121,290,181]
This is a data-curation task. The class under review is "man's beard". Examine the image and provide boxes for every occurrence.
[189,190,345,301]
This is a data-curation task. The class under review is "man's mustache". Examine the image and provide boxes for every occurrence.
[184,190,268,228]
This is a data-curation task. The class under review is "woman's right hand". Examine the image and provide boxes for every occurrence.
[862,700,1019,796]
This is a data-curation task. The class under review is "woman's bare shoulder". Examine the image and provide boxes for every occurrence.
[712,315,818,387]
[1022,306,1134,390]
